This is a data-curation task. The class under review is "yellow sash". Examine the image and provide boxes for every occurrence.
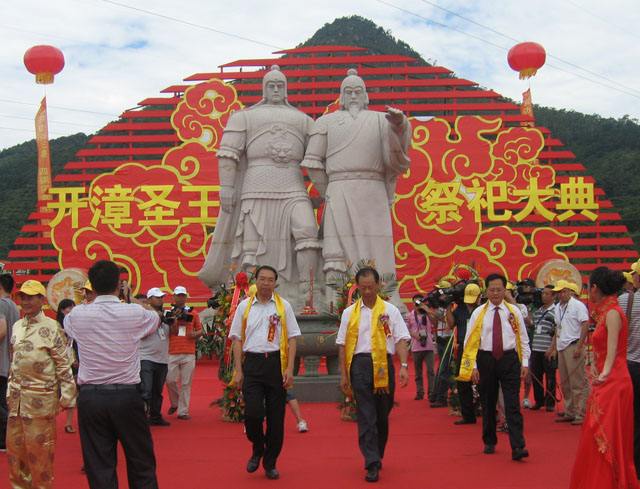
[345,297,390,393]
[241,293,289,376]
[457,301,523,381]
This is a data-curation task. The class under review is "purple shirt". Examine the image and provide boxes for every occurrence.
[406,310,435,352]
[64,295,159,385]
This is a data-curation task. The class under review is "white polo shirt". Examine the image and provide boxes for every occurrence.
[555,296,589,351]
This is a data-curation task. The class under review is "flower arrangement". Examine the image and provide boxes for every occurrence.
[201,272,253,422]
[197,284,233,361]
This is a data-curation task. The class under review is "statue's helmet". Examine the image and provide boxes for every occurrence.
[262,65,288,101]
[339,68,369,109]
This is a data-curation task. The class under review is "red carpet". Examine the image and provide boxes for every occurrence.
[0,360,579,488]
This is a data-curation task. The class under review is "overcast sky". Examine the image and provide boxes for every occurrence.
[2,0,639,151]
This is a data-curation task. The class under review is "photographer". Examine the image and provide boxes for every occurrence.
[166,286,203,420]
[447,283,481,425]
[529,285,557,411]
[431,289,453,408]
[406,294,435,401]
[140,288,171,426]
[507,282,533,408]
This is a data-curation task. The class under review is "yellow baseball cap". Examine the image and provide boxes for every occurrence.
[624,272,634,284]
[506,282,515,291]
[436,279,452,289]
[630,260,640,274]
[552,280,568,292]
[83,280,93,291]
[19,280,47,296]
[567,281,581,294]
[463,283,481,304]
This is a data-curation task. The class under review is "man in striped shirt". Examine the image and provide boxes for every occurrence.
[618,260,640,479]
[529,285,557,411]
[65,260,160,489]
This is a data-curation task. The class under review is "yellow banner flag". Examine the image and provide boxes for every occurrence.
[520,88,534,128]
[35,97,52,235]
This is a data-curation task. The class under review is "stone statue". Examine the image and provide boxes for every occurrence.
[302,69,411,303]
[198,66,320,303]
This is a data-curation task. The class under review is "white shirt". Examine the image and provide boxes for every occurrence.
[555,296,589,351]
[464,301,531,367]
[229,295,301,353]
[336,300,410,354]
[64,295,160,385]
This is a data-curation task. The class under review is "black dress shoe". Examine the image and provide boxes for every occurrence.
[365,464,379,482]
[430,401,447,408]
[483,444,495,454]
[265,468,280,480]
[246,455,261,473]
[454,419,476,425]
[414,394,424,400]
[512,447,529,461]
[530,404,543,411]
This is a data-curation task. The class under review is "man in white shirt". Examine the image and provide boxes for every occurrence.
[464,273,531,461]
[229,265,301,480]
[336,267,410,483]
[551,280,590,425]
[65,260,160,489]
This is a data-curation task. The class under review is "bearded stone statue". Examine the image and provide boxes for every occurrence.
[198,66,320,305]
[302,69,411,306]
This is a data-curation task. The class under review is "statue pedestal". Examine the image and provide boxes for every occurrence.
[293,314,342,402]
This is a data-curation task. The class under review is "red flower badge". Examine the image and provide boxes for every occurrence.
[379,314,391,337]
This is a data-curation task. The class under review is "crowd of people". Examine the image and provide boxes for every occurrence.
[0,259,639,487]
[406,266,640,488]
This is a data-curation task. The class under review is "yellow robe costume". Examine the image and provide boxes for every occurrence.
[7,311,77,489]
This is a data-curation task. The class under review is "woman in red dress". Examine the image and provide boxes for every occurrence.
[570,267,640,489]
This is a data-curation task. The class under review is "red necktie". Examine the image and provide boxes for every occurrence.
[492,307,503,360]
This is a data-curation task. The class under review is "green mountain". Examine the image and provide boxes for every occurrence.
[1,15,638,260]
[0,133,88,259]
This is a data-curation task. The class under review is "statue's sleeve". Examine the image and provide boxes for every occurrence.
[217,111,246,163]
[382,114,411,205]
[217,111,246,189]
[385,115,411,175]
[301,117,328,170]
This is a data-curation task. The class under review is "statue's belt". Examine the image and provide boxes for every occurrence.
[247,160,302,168]
[328,171,384,183]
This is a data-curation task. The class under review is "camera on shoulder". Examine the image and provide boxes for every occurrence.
[163,305,194,323]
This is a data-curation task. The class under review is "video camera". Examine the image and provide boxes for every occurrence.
[207,295,220,310]
[162,305,194,324]
[515,279,543,308]
[424,280,470,309]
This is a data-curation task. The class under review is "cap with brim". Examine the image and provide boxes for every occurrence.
[506,282,515,291]
[436,280,452,289]
[624,272,634,284]
[83,280,93,291]
[631,261,640,274]
[567,281,581,295]
[19,280,47,296]
[173,286,188,295]
[552,280,568,292]
[146,287,165,299]
[463,284,481,304]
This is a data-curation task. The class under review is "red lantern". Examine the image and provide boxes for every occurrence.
[507,42,546,80]
[24,45,65,85]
